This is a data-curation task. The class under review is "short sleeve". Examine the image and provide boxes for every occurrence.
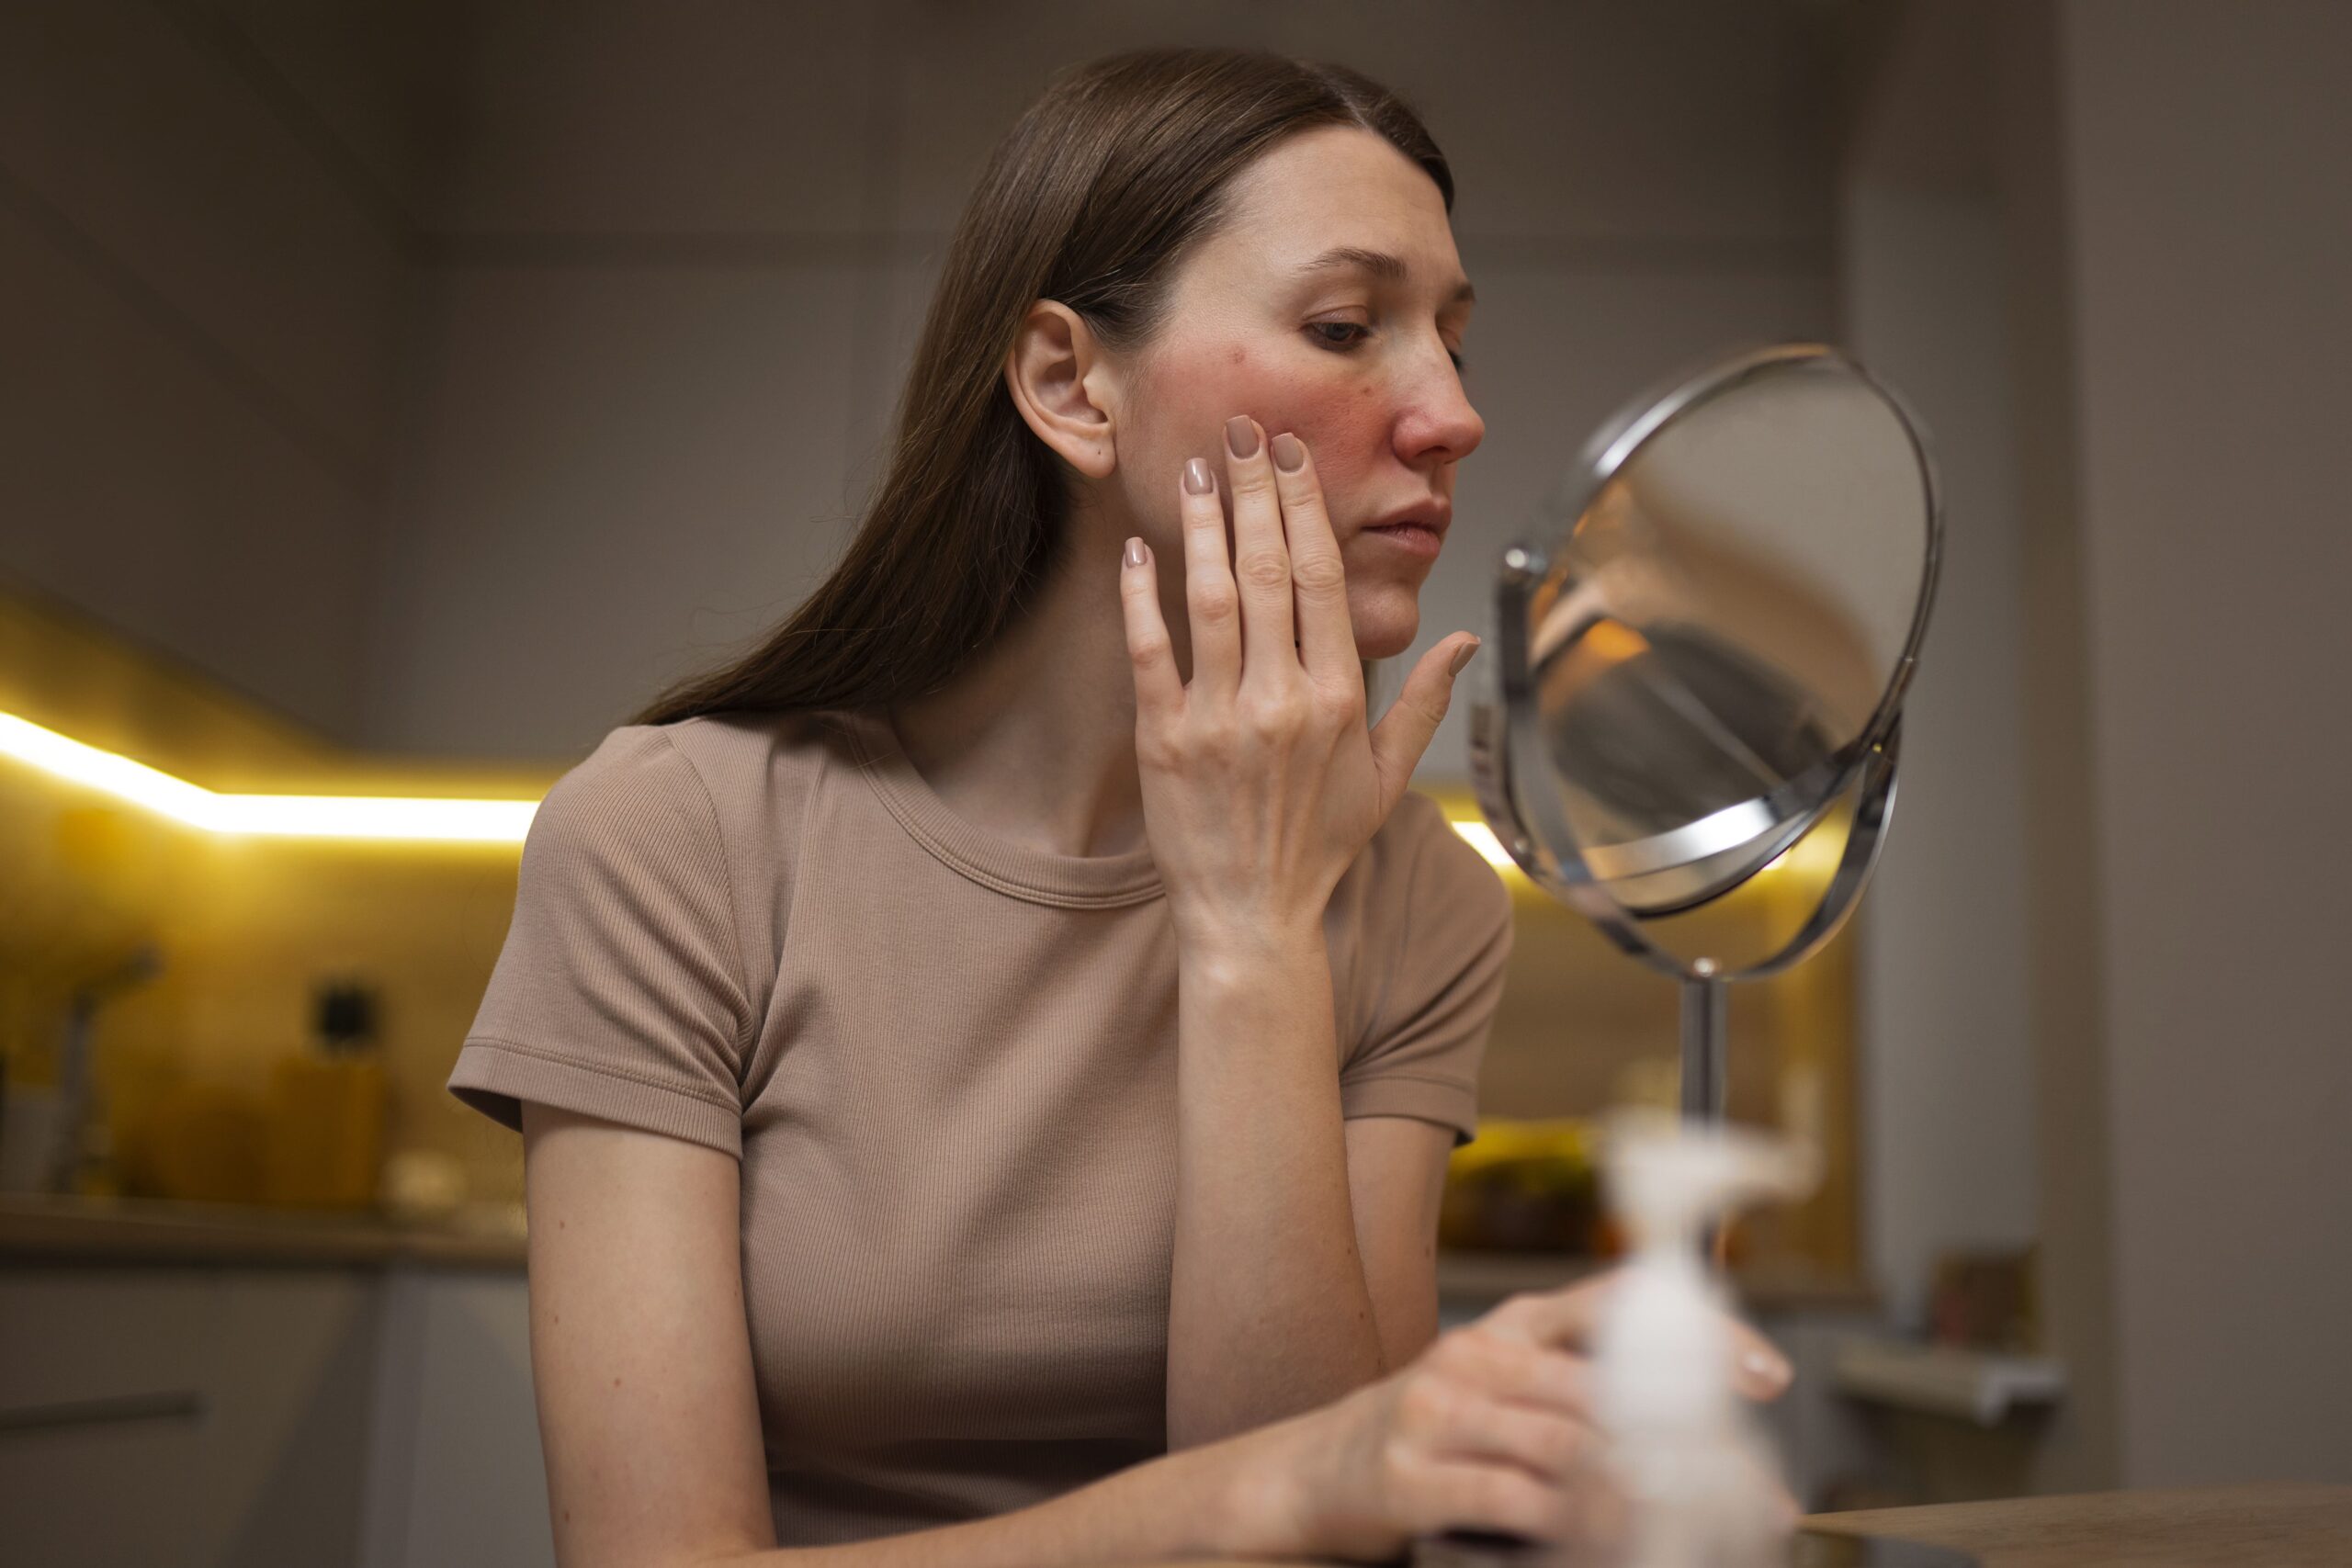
[1339,797,1515,1147]
[447,726,754,1158]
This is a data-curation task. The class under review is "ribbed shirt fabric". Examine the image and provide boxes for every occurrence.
[446,706,1513,1545]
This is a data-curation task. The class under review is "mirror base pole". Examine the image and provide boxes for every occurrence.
[1679,970,1728,1122]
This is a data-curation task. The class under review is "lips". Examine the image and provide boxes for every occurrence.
[1363,501,1452,537]
[1359,502,1452,560]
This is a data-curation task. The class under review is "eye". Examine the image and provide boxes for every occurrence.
[1306,321,1369,351]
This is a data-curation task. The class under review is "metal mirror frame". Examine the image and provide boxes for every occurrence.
[1467,344,1944,1119]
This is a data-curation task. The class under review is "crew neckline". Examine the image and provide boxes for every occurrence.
[831,707,1166,910]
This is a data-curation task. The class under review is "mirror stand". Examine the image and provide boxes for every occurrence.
[1472,678,1905,1127]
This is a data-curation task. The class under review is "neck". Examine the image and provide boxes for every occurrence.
[887,509,1156,860]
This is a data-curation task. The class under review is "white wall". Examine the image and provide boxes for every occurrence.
[2053,0,2352,1487]
[1838,1,2041,1327]
[351,0,1844,761]
[0,0,412,740]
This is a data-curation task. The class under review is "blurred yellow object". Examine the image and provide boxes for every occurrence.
[145,1081,272,1204]
[1441,1117,1604,1254]
[263,1050,386,1209]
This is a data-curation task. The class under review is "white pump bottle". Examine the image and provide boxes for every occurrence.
[1580,1111,1820,1568]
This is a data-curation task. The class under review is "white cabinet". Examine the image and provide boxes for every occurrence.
[0,1262,549,1568]
[0,1268,379,1567]
[358,1267,551,1568]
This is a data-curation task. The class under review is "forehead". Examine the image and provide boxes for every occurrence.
[1187,124,1464,293]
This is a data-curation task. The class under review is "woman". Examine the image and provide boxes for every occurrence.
[447,46,1789,1566]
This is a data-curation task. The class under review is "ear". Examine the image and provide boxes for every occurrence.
[1003,299,1119,479]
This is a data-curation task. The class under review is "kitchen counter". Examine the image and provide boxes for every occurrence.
[0,1191,526,1268]
[1800,1483,2352,1566]
[1148,1484,2352,1566]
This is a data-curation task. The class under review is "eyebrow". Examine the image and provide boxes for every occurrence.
[1293,245,1476,306]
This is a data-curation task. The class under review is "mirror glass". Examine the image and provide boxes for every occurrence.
[1505,349,1935,916]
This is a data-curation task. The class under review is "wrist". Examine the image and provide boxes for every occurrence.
[1198,1406,1320,1562]
[1172,915,1329,983]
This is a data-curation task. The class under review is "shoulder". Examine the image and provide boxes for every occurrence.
[1371,792,1514,940]
[534,710,858,860]
[1338,791,1515,977]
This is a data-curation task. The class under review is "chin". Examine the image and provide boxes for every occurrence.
[1348,589,1422,661]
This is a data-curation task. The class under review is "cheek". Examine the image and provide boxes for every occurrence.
[1222,352,1389,508]
[1138,338,1392,515]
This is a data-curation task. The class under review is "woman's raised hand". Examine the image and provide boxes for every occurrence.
[1116,415,1479,953]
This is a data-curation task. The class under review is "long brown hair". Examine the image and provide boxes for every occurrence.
[632,47,1452,728]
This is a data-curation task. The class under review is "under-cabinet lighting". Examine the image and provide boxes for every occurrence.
[0,712,537,845]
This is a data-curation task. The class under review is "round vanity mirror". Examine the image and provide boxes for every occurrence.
[1469,344,1941,1116]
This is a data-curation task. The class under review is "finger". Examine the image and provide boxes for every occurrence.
[1117,536,1183,723]
[1487,1275,1793,1402]
[1367,633,1481,802]
[1429,1393,1597,1488]
[1728,1321,1794,1402]
[1267,431,1356,687]
[1178,455,1239,697]
[1431,1326,1595,1420]
[1480,1271,1613,1349]
[1221,414,1295,679]
[1411,1461,1577,1546]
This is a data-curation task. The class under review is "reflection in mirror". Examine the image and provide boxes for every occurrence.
[1503,349,1936,918]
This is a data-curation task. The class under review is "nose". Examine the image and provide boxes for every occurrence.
[1391,333,1484,468]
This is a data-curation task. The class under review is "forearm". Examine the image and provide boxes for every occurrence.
[701,1429,1273,1568]
[1165,924,1387,1449]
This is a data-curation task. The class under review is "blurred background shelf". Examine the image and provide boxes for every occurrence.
[0,1193,526,1269]
[1833,1337,2067,1427]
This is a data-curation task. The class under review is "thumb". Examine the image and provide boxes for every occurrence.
[1368,634,1480,798]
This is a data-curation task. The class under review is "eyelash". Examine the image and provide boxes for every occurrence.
[1306,320,1467,372]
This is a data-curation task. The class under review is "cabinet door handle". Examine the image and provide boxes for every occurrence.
[0,1392,206,1435]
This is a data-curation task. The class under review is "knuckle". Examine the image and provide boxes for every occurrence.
[1242,690,1306,735]
[1291,550,1347,593]
[1189,584,1237,625]
[1236,551,1291,590]
[1314,679,1365,724]
[1395,1372,1456,1434]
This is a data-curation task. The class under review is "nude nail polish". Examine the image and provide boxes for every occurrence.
[1183,457,1214,495]
[1225,416,1259,458]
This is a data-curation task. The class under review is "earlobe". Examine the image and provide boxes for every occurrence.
[1004,300,1119,479]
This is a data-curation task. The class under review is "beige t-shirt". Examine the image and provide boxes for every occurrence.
[447,706,1512,1545]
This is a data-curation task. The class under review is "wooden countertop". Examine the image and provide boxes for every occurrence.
[0,1192,528,1269]
[1147,1486,2352,1566]
[1801,1483,2352,1567]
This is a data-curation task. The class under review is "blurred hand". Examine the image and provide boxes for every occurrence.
[1212,1269,1793,1563]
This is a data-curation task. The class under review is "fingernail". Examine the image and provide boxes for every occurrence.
[1447,637,1481,677]
[1745,1348,1792,1389]
[1271,432,1306,472]
[1182,457,1215,495]
[1225,415,1259,458]
[1123,536,1148,569]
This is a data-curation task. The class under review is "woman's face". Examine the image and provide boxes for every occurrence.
[1112,124,1484,661]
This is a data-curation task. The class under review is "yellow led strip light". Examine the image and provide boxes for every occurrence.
[0,712,538,844]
